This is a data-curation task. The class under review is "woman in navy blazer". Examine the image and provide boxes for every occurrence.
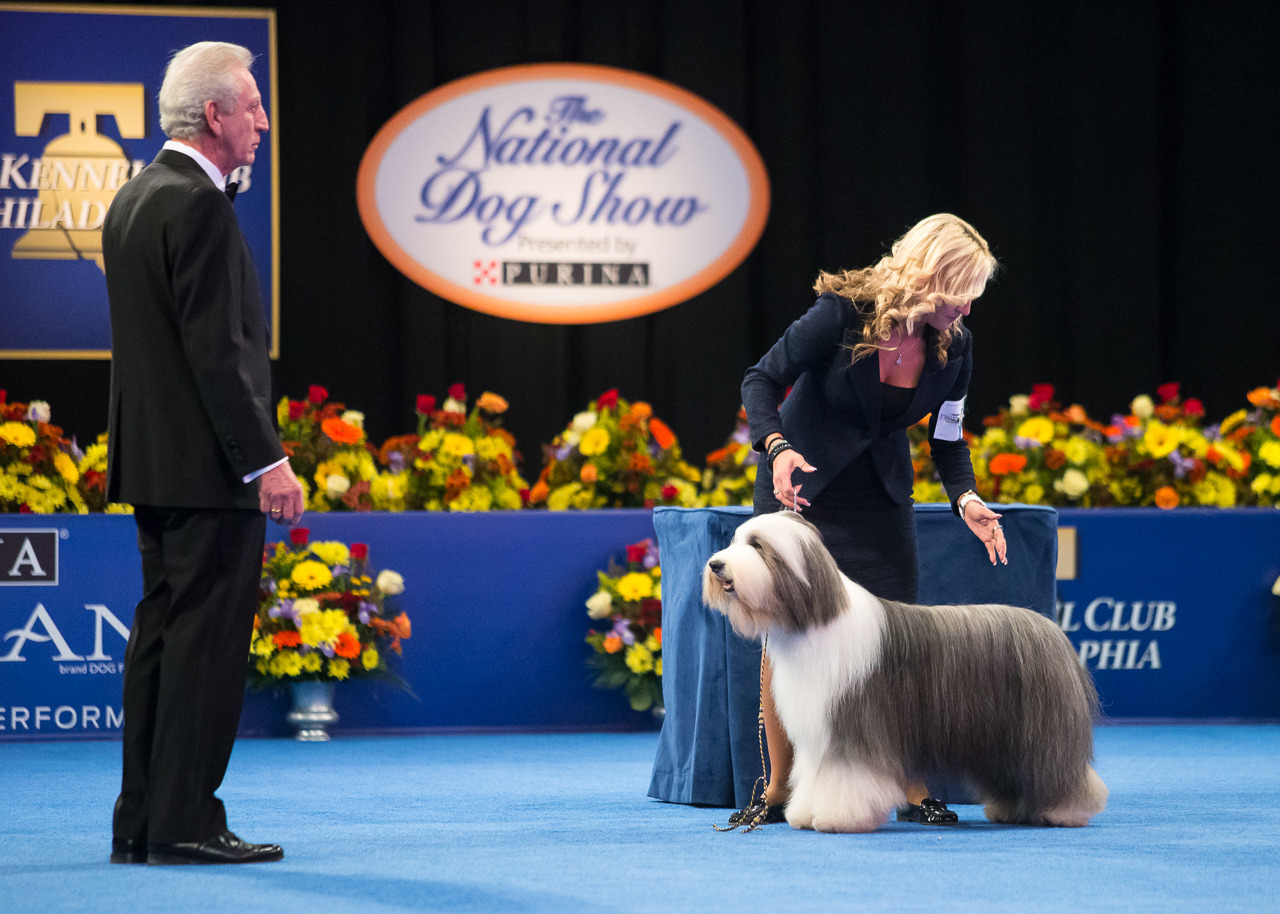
[738,214,1007,826]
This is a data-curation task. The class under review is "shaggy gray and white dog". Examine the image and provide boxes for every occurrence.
[703,511,1107,833]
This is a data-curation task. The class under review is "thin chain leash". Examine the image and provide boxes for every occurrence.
[712,634,771,833]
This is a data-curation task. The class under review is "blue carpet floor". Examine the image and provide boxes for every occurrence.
[2,725,1277,913]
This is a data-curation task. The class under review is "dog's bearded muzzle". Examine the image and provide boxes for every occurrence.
[706,558,735,594]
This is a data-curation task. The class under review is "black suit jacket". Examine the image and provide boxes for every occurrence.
[103,149,283,509]
[742,292,977,512]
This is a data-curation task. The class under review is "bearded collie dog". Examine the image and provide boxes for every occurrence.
[702,511,1107,833]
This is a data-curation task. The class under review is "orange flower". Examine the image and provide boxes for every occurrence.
[334,631,362,659]
[273,630,302,648]
[476,391,509,413]
[628,452,653,474]
[1154,403,1180,424]
[321,417,363,444]
[580,463,599,484]
[1154,486,1180,509]
[653,627,662,646]
[528,480,550,504]
[1044,448,1067,470]
[603,635,623,654]
[988,453,1028,475]
[1246,386,1279,408]
[630,401,653,420]
[706,447,730,465]
[1272,415,1280,437]
[392,612,412,639]
[649,417,676,450]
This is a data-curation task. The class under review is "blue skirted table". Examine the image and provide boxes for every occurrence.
[646,503,1060,808]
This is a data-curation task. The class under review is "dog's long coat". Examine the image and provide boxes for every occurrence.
[703,511,1107,832]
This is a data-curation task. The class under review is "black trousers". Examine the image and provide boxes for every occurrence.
[113,506,265,844]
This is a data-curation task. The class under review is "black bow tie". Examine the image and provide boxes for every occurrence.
[225,181,239,202]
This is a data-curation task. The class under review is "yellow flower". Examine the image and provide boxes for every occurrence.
[579,427,611,456]
[310,541,350,566]
[1015,416,1055,444]
[361,647,379,670]
[327,658,351,680]
[0,422,37,447]
[1063,438,1092,465]
[1054,468,1090,499]
[655,657,662,677]
[440,433,475,459]
[53,451,80,484]
[299,609,350,647]
[268,650,305,678]
[1219,409,1248,435]
[1259,441,1280,470]
[301,652,324,673]
[475,435,512,461]
[1023,483,1046,504]
[293,597,319,615]
[250,632,275,657]
[616,571,655,601]
[643,634,660,652]
[1143,421,1182,459]
[291,560,333,590]
[625,643,655,674]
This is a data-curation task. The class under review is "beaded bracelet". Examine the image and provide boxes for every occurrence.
[766,438,793,467]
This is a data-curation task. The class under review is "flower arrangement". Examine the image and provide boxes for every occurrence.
[0,393,128,514]
[277,385,379,511]
[248,527,412,687]
[529,389,703,509]
[1232,382,1280,507]
[375,384,528,511]
[700,406,760,507]
[968,384,1112,507]
[584,538,663,712]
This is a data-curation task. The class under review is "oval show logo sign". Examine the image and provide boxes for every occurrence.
[357,63,770,324]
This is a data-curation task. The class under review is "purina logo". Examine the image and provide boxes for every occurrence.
[357,63,769,324]
[1,529,58,586]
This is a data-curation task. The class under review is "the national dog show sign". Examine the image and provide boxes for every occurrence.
[357,63,771,323]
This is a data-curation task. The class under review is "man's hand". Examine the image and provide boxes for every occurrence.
[258,461,304,526]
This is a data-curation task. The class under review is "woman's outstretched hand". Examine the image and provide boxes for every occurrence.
[963,500,1007,565]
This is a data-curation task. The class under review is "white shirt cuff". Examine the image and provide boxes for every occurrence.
[244,457,289,484]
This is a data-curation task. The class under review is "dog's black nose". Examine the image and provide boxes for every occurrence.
[708,559,724,575]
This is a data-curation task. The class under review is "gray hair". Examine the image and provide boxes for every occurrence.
[158,41,255,140]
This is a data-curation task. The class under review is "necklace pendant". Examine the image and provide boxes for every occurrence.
[895,352,903,366]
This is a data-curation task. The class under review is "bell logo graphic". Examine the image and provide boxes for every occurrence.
[9,81,145,272]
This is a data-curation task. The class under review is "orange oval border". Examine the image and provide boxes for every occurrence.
[356,63,770,324]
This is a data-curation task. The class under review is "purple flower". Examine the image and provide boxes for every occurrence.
[269,599,299,625]
[642,540,660,569]
[554,444,572,461]
[388,451,405,474]
[1168,451,1196,479]
[731,425,751,445]
[1014,436,1043,449]
[610,619,636,645]
[462,454,476,471]
[358,600,377,624]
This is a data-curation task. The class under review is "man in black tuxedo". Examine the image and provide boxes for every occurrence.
[103,41,304,866]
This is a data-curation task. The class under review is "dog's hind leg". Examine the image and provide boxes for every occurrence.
[1042,766,1108,827]
[806,759,903,834]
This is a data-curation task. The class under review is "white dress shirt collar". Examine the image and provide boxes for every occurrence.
[161,140,227,190]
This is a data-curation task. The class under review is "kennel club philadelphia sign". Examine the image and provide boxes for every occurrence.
[357,64,770,323]
[0,4,278,358]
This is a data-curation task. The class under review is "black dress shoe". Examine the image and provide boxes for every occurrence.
[896,797,959,825]
[110,837,148,864]
[725,802,787,828]
[147,830,284,865]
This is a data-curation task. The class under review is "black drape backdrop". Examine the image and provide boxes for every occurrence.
[7,0,1279,470]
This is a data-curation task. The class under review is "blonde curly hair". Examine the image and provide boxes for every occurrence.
[814,214,997,367]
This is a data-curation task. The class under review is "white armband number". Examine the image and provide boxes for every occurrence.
[933,397,966,442]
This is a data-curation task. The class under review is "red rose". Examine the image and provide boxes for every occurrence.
[288,400,306,421]
[308,384,328,405]
[290,527,310,545]
[448,382,466,401]
[416,394,436,415]
[1028,383,1055,410]
[1183,398,1205,418]
[661,484,679,500]
[19,503,31,514]
[350,542,369,560]
[640,597,662,629]
[0,389,6,403]
[626,542,648,563]
[1156,382,1180,403]
[597,388,619,410]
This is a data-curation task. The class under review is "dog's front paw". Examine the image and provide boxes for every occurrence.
[784,806,814,830]
[811,812,885,834]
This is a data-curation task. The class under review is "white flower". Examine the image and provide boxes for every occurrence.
[1008,395,1029,417]
[26,400,51,423]
[585,590,613,619]
[571,410,598,433]
[293,597,320,616]
[325,473,350,499]
[376,570,405,595]
[443,397,466,414]
[340,410,365,429]
[1130,394,1155,419]
[1054,468,1090,498]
